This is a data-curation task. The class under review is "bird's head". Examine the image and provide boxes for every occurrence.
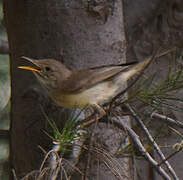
[18,56,71,91]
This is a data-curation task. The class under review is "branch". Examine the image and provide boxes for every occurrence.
[125,104,179,180]
[125,125,171,180]
[151,112,183,129]
[100,117,171,180]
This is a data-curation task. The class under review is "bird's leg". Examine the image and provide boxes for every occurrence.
[85,106,95,119]
[81,104,106,127]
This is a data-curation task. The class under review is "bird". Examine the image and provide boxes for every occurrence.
[18,55,155,125]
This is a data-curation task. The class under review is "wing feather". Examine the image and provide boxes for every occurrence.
[60,65,131,93]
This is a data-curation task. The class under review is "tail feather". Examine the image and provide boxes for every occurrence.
[114,56,153,85]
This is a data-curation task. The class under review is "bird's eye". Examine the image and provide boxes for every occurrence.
[45,66,51,72]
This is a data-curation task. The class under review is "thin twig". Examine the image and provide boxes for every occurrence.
[95,147,128,180]
[12,169,18,180]
[84,120,98,180]
[61,161,70,180]
[126,126,171,180]
[99,117,171,180]
[125,104,179,180]
[157,128,183,166]
[169,127,183,138]
[156,47,176,58]
[38,145,47,154]
[158,149,182,167]
[151,112,183,129]
[62,157,84,175]
[107,118,171,180]
[21,170,40,180]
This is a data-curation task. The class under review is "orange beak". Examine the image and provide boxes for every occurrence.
[18,56,41,72]
[18,66,41,72]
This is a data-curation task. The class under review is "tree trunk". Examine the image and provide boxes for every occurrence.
[4,0,130,179]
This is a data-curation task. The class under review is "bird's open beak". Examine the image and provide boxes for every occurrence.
[18,56,41,72]
[18,66,41,72]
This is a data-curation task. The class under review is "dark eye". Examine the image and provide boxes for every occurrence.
[45,66,51,72]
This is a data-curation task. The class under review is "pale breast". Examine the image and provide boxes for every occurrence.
[52,81,119,109]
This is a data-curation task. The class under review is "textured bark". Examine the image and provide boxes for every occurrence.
[4,0,130,179]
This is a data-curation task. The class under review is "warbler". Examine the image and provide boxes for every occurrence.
[18,55,154,121]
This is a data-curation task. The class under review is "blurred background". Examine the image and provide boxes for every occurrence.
[0,1,10,179]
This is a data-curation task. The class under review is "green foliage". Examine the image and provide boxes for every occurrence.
[44,109,84,153]
[129,56,183,111]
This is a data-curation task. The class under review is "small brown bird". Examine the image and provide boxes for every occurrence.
[18,55,154,122]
